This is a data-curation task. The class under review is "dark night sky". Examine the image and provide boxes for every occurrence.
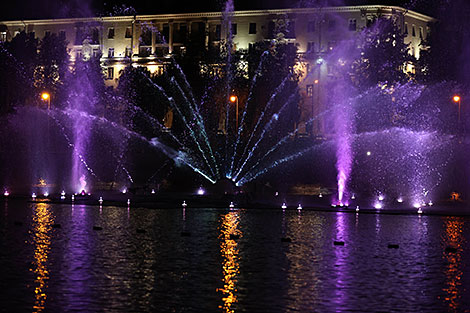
[0,0,438,21]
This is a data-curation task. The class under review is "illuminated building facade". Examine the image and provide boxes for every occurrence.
[0,5,434,136]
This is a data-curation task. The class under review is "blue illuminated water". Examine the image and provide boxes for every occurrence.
[0,200,469,312]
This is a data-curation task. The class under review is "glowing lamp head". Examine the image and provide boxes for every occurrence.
[41,92,50,101]
[374,202,382,209]
[366,151,371,156]
[197,187,205,195]
[453,95,461,103]
[230,95,237,103]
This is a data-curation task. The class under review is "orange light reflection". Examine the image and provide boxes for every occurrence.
[442,217,464,311]
[216,212,242,313]
[31,202,53,312]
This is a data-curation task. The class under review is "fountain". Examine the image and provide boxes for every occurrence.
[0,2,463,212]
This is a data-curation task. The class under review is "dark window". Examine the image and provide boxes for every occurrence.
[91,28,99,44]
[249,23,256,34]
[419,27,424,39]
[93,49,99,58]
[328,20,336,31]
[162,24,169,41]
[307,85,313,97]
[231,23,237,35]
[307,21,315,32]
[59,30,66,39]
[286,21,296,38]
[404,23,408,35]
[141,29,152,46]
[412,25,416,37]
[125,47,132,57]
[44,31,51,37]
[307,41,315,52]
[180,24,187,39]
[215,24,221,40]
[268,21,275,38]
[348,19,356,31]
[108,27,114,39]
[108,48,114,58]
[107,67,114,80]
[125,26,132,38]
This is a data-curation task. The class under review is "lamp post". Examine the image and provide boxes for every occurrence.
[41,92,51,110]
[230,95,239,130]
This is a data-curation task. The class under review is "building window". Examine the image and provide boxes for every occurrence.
[404,22,408,35]
[108,27,115,39]
[215,24,221,40]
[0,32,7,42]
[125,47,132,57]
[419,26,424,39]
[328,20,336,31]
[44,30,51,37]
[93,49,100,58]
[125,26,132,38]
[107,67,114,80]
[249,23,256,34]
[412,25,416,37]
[108,48,114,58]
[306,85,313,97]
[348,19,356,31]
[287,21,296,38]
[307,21,315,32]
[59,30,66,38]
[307,41,315,52]
[76,50,82,60]
[231,23,237,35]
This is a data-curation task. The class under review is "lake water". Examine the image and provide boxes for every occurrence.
[1,200,469,312]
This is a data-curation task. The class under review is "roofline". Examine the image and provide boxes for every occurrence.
[0,5,435,26]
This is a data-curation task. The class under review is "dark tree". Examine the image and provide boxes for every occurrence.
[349,16,413,91]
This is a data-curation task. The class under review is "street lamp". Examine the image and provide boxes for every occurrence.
[41,92,51,110]
[453,95,461,124]
[230,95,239,130]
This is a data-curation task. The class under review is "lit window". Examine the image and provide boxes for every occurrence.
[107,67,114,80]
[0,32,7,42]
[249,23,256,34]
[108,27,115,39]
[108,48,114,58]
[125,47,132,57]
